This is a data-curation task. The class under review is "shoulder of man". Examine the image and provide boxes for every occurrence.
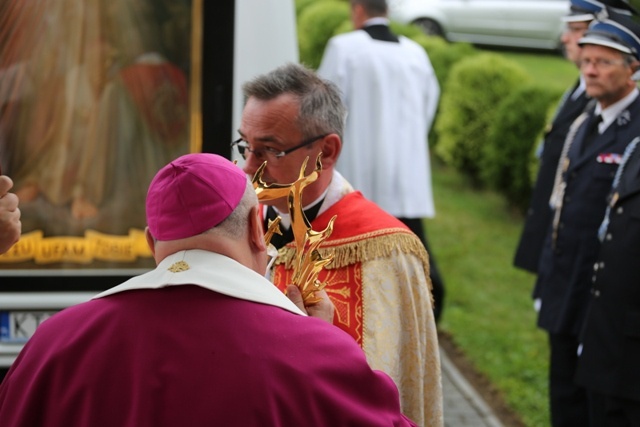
[315,191,410,235]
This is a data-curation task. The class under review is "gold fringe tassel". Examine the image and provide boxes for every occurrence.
[274,228,434,304]
[274,229,430,274]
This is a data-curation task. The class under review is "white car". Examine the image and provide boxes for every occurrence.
[389,0,570,50]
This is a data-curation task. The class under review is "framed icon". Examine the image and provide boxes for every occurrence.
[0,0,202,271]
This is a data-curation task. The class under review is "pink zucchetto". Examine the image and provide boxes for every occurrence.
[146,153,247,240]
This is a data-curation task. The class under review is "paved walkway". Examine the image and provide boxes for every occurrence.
[440,348,506,427]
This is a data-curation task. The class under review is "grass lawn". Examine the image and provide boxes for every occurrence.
[428,160,548,426]
[497,49,577,92]
[428,49,579,427]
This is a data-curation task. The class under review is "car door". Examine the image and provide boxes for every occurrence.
[503,0,568,49]
[445,0,510,41]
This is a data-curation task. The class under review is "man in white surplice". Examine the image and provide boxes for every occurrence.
[318,0,443,320]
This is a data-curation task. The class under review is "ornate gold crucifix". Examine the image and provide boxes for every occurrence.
[252,154,336,304]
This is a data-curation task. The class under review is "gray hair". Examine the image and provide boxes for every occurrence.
[207,180,257,240]
[241,62,346,140]
[350,0,388,16]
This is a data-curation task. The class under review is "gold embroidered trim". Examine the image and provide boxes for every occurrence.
[274,228,430,275]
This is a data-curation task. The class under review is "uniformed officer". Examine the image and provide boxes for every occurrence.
[576,109,640,424]
[514,0,637,274]
[533,7,640,427]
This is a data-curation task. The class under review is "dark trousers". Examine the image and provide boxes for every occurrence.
[397,217,445,323]
[588,391,640,427]
[548,332,590,427]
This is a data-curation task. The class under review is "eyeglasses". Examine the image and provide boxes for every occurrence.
[578,58,628,70]
[231,134,329,161]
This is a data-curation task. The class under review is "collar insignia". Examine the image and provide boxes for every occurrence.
[617,110,631,126]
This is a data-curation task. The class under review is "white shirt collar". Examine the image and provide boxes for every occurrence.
[596,87,639,133]
[92,250,306,316]
[317,170,354,217]
[266,170,354,226]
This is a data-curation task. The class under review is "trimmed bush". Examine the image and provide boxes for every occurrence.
[529,100,562,185]
[390,21,425,39]
[410,33,477,89]
[390,22,476,88]
[434,53,531,183]
[298,1,350,69]
[295,0,318,17]
[481,84,562,212]
[333,18,354,36]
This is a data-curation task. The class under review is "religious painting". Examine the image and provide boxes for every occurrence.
[0,0,201,270]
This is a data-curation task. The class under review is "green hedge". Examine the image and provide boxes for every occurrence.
[298,1,350,69]
[333,18,354,36]
[388,22,477,89]
[481,84,562,212]
[410,33,477,91]
[294,0,318,17]
[434,53,531,183]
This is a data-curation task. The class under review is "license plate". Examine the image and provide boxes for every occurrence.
[0,311,57,342]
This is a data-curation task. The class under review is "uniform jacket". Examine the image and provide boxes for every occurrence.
[514,80,590,273]
[576,142,640,401]
[534,92,640,335]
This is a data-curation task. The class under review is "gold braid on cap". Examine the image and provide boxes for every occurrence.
[252,154,336,304]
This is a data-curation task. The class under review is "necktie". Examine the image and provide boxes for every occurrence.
[581,113,602,155]
[585,113,602,140]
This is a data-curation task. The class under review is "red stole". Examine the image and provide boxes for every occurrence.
[272,192,416,345]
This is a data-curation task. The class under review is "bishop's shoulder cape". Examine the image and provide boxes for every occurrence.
[0,251,417,427]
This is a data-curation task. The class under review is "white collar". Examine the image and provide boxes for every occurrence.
[596,87,639,133]
[271,187,329,229]
[92,250,306,316]
[317,170,354,217]
[265,170,354,225]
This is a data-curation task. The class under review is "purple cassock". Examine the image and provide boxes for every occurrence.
[0,251,416,427]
